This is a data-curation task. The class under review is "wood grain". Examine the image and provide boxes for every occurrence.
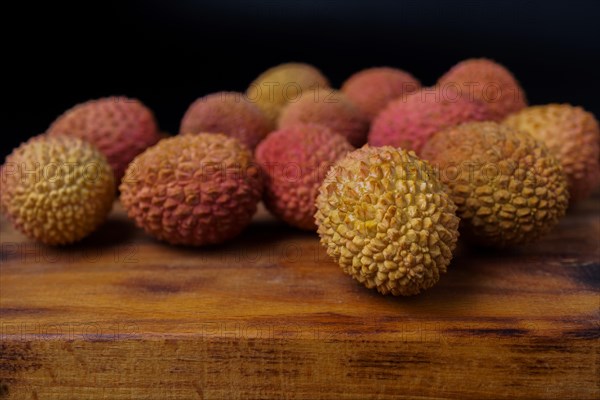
[1,193,599,399]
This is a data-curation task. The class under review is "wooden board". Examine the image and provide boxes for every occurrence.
[1,193,599,399]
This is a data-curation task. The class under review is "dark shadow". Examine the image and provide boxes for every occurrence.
[341,239,531,317]
[145,215,318,257]
[62,216,138,251]
[0,213,140,266]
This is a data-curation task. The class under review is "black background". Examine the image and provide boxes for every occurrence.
[4,0,600,158]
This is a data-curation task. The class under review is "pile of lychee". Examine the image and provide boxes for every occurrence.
[3,59,599,296]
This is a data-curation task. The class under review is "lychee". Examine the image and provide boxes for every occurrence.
[120,134,263,246]
[504,104,600,202]
[246,62,330,128]
[438,58,527,120]
[341,67,421,121]
[1,135,115,245]
[421,122,569,247]
[368,87,491,154]
[255,124,354,230]
[279,88,369,147]
[180,92,271,150]
[47,96,161,181]
[315,146,460,296]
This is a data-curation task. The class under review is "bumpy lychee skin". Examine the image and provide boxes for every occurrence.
[47,97,161,181]
[247,63,330,128]
[503,104,600,202]
[368,87,491,154]
[315,146,460,296]
[341,67,421,121]
[179,92,271,150]
[438,58,527,120]
[255,124,354,230]
[279,88,369,147]
[1,135,115,245]
[120,134,263,246]
[421,122,569,247]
